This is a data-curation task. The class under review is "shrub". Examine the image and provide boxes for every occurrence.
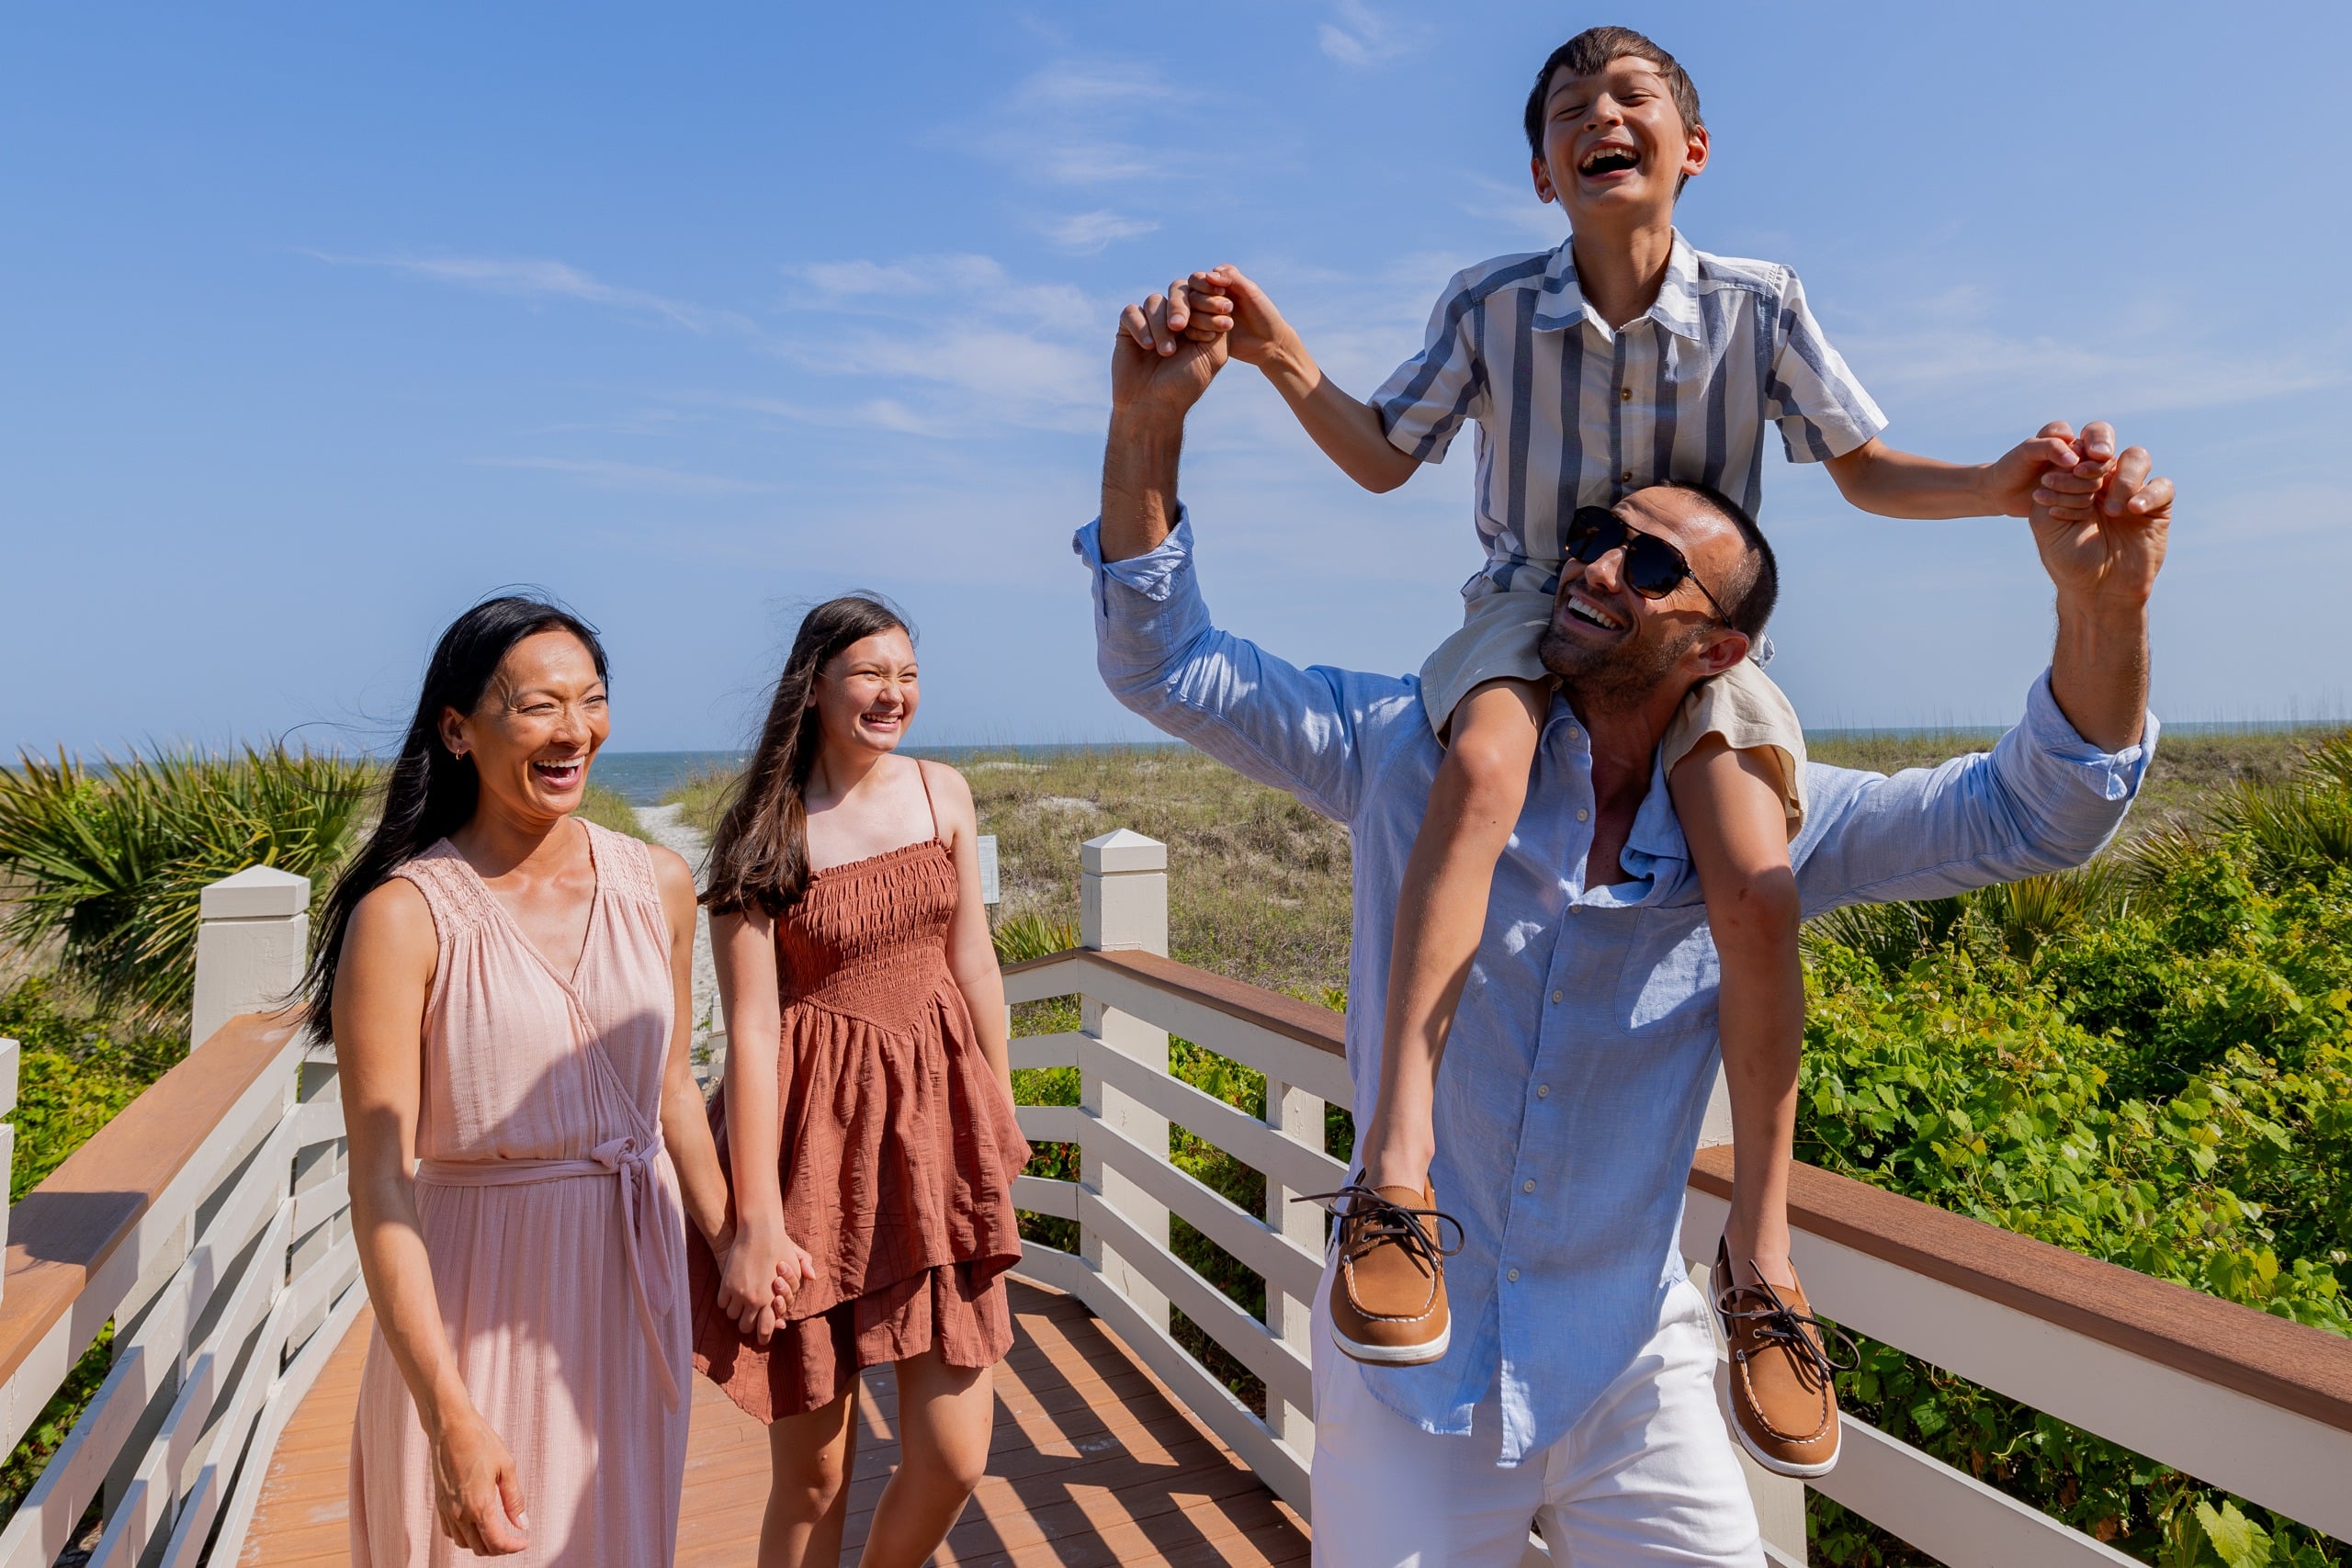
[1799,734,2352,1563]
[0,748,369,1023]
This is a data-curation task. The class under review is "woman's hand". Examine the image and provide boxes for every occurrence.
[428,1408,528,1555]
[775,1232,820,1307]
[719,1219,818,1343]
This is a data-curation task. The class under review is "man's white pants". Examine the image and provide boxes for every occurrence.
[1309,1274,1763,1567]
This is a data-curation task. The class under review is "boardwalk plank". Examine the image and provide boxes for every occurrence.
[241,1280,1308,1566]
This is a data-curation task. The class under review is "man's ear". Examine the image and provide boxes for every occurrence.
[1689,626,1749,679]
[1532,153,1559,206]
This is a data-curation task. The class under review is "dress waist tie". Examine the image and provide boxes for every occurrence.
[415,1136,681,1407]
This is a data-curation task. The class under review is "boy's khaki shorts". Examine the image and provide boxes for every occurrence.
[1418,589,1808,837]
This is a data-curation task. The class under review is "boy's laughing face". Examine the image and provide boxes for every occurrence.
[1531,55,1707,227]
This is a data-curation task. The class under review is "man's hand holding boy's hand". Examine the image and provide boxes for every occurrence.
[1984,422,2107,519]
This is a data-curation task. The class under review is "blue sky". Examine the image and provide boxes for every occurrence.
[6,1,2348,755]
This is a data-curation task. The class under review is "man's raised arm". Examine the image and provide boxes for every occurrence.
[1081,282,1408,827]
[1792,423,2170,912]
[1102,280,1226,561]
[2035,420,2169,751]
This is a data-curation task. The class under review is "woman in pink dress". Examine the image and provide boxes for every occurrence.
[308,596,741,1563]
[686,593,1029,1568]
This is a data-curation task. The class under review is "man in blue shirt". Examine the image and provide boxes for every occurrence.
[1080,308,2170,1564]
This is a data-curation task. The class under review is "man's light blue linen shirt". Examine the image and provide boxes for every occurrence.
[1076,513,2157,1466]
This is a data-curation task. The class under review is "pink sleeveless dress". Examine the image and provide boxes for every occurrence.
[688,773,1030,1420]
[349,821,690,1567]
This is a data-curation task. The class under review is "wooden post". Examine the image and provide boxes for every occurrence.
[1695,1074,1810,1564]
[1263,1073,1323,1456]
[1079,829,1170,1333]
[0,1036,16,1302]
[190,866,311,1048]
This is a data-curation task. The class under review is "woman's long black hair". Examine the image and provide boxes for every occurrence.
[702,593,911,919]
[302,594,609,1036]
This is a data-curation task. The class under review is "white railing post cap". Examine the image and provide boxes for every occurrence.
[1081,829,1166,874]
[199,865,312,919]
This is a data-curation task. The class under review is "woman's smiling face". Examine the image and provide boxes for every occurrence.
[813,628,920,760]
[440,628,610,827]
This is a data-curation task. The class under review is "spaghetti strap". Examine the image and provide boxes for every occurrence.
[914,758,941,841]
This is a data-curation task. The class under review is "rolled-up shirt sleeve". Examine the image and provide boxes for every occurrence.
[1766,268,1888,464]
[1075,512,1399,824]
[1372,271,1488,464]
[1792,672,2156,914]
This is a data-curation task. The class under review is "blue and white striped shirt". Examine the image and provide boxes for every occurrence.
[1374,231,1887,600]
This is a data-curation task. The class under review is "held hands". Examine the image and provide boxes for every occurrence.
[1111,271,1233,422]
[429,1409,529,1556]
[2025,421,2171,608]
[716,1221,819,1346]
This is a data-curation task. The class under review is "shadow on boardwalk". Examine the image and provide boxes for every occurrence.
[240,1279,1310,1566]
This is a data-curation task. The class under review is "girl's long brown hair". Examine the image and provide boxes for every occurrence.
[702,593,912,917]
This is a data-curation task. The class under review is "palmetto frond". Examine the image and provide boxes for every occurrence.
[0,747,374,1022]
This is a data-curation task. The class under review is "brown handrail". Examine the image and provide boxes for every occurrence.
[1010,945,2352,1439]
[1002,947,1346,1058]
[1690,1146,2352,1438]
[0,1011,301,1388]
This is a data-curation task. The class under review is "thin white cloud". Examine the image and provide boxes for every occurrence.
[472,457,775,495]
[962,60,1195,189]
[1844,299,2346,421]
[768,253,1108,434]
[304,251,756,337]
[1036,209,1161,254]
[1319,0,1430,67]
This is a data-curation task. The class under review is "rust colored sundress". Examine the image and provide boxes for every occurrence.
[688,775,1030,1420]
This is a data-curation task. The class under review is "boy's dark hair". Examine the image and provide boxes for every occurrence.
[1661,480,1777,637]
[1522,26,1704,166]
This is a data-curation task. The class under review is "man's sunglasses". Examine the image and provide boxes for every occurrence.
[1564,505,1733,623]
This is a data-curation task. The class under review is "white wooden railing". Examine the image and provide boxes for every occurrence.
[0,866,358,1566]
[4,832,2347,1565]
[1001,828,2352,1568]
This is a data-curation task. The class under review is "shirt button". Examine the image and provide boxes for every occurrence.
[1620,386,1633,401]
[1537,1084,1551,1098]
[1508,1268,1521,1282]
[1521,1179,1536,1193]
[1620,469,1633,484]
[1576,807,1589,822]
[1550,989,1564,1003]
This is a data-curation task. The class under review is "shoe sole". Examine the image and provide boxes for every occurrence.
[1330,1318,1451,1367]
[1716,1371,1840,1478]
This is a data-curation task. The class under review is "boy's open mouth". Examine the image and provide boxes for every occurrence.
[1577,144,1641,178]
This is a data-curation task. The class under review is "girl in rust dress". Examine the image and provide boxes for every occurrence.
[687,593,1029,1568]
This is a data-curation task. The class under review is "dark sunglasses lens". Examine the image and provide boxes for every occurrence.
[1621,536,1690,599]
[1566,510,1623,564]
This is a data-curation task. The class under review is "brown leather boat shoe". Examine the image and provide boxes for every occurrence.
[1307,1183,1463,1366]
[1713,1237,1859,1477]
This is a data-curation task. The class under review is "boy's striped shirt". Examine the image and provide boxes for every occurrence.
[1374,231,1885,600]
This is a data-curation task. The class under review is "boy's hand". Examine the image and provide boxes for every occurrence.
[2027,421,2124,523]
[1985,422,2099,519]
[1122,274,1232,357]
[1183,265,1300,369]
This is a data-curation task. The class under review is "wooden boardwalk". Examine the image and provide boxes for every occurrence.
[239,1279,1310,1566]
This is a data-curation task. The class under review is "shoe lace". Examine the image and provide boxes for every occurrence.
[1715,1278,1861,1382]
[1295,1184,1465,1278]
